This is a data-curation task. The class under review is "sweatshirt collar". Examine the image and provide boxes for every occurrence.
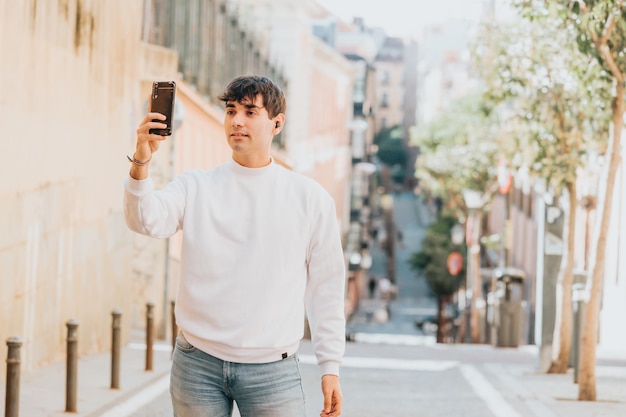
[229,157,276,177]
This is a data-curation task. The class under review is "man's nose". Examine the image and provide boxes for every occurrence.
[231,112,244,126]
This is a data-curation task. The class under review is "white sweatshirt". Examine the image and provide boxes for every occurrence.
[124,159,346,375]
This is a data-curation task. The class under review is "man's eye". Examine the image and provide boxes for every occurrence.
[247,111,256,116]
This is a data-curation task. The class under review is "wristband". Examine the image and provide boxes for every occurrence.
[127,154,151,166]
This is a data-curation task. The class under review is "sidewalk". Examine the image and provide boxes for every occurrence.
[0,338,173,417]
[481,359,626,417]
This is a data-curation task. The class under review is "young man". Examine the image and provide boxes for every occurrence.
[124,75,346,417]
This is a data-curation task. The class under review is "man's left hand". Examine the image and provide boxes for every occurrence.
[320,374,342,416]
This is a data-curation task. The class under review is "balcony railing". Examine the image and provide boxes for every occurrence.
[141,0,288,146]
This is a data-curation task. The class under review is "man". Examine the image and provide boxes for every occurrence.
[124,75,346,417]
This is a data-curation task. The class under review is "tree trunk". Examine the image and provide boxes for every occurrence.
[578,89,624,401]
[436,296,447,343]
[470,209,483,343]
[548,182,576,374]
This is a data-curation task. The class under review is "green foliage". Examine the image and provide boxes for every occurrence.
[408,214,466,297]
[472,3,612,194]
[374,125,403,145]
[412,92,502,209]
[550,0,626,76]
[377,136,408,167]
[375,125,408,170]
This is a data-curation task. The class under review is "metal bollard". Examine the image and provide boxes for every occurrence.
[65,319,79,413]
[5,336,23,417]
[146,302,154,371]
[170,300,178,355]
[111,309,122,389]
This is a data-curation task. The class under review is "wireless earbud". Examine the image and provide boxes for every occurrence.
[275,122,280,128]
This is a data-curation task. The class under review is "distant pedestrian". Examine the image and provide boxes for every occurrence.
[378,277,391,300]
[396,228,405,248]
[368,276,377,298]
[124,75,345,417]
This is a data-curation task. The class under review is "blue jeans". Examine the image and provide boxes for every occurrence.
[170,333,307,417]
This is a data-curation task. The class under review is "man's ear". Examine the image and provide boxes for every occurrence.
[274,114,285,131]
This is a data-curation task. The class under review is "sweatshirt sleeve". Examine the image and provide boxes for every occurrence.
[304,193,346,376]
[123,175,186,238]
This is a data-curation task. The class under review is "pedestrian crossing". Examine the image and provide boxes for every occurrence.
[299,354,458,371]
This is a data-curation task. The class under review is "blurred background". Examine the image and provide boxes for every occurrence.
[3,0,626,413]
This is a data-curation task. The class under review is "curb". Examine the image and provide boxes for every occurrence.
[85,370,170,417]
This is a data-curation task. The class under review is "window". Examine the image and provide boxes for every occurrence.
[381,70,390,86]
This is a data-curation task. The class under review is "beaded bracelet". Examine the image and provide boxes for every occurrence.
[126,154,151,166]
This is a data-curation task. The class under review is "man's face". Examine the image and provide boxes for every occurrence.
[224,94,281,165]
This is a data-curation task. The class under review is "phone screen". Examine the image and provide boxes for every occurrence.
[150,81,176,136]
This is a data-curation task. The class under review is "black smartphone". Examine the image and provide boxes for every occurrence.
[149,81,176,136]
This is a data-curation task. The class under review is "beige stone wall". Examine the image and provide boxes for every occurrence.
[308,38,355,233]
[0,0,178,375]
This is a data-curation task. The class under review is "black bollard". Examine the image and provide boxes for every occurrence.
[111,309,122,389]
[65,319,79,412]
[5,336,23,417]
[170,300,177,355]
[146,302,154,371]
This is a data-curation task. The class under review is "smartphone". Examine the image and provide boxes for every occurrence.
[149,81,176,136]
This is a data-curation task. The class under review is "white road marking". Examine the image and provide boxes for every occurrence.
[351,332,437,346]
[98,374,169,417]
[299,354,458,371]
[460,364,522,417]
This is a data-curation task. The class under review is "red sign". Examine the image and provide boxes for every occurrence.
[447,252,463,276]
[497,156,512,195]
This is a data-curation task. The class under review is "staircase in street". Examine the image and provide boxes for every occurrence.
[347,191,439,344]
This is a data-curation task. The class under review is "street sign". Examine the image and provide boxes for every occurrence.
[497,156,512,195]
[447,251,463,276]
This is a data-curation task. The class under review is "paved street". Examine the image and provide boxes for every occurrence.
[114,335,626,417]
[347,191,437,340]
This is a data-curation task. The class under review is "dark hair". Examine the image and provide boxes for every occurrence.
[217,75,286,118]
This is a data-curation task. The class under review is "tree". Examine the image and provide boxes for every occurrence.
[474,5,611,375]
[413,94,502,207]
[514,0,626,399]
[413,93,503,343]
[376,125,408,182]
[533,0,626,400]
[408,214,465,343]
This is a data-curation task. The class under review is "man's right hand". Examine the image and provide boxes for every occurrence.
[130,112,168,180]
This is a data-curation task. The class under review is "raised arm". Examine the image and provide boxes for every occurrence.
[124,111,184,238]
[129,112,168,180]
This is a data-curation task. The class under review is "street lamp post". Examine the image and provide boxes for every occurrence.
[450,222,465,342]
[380,195,395,283]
